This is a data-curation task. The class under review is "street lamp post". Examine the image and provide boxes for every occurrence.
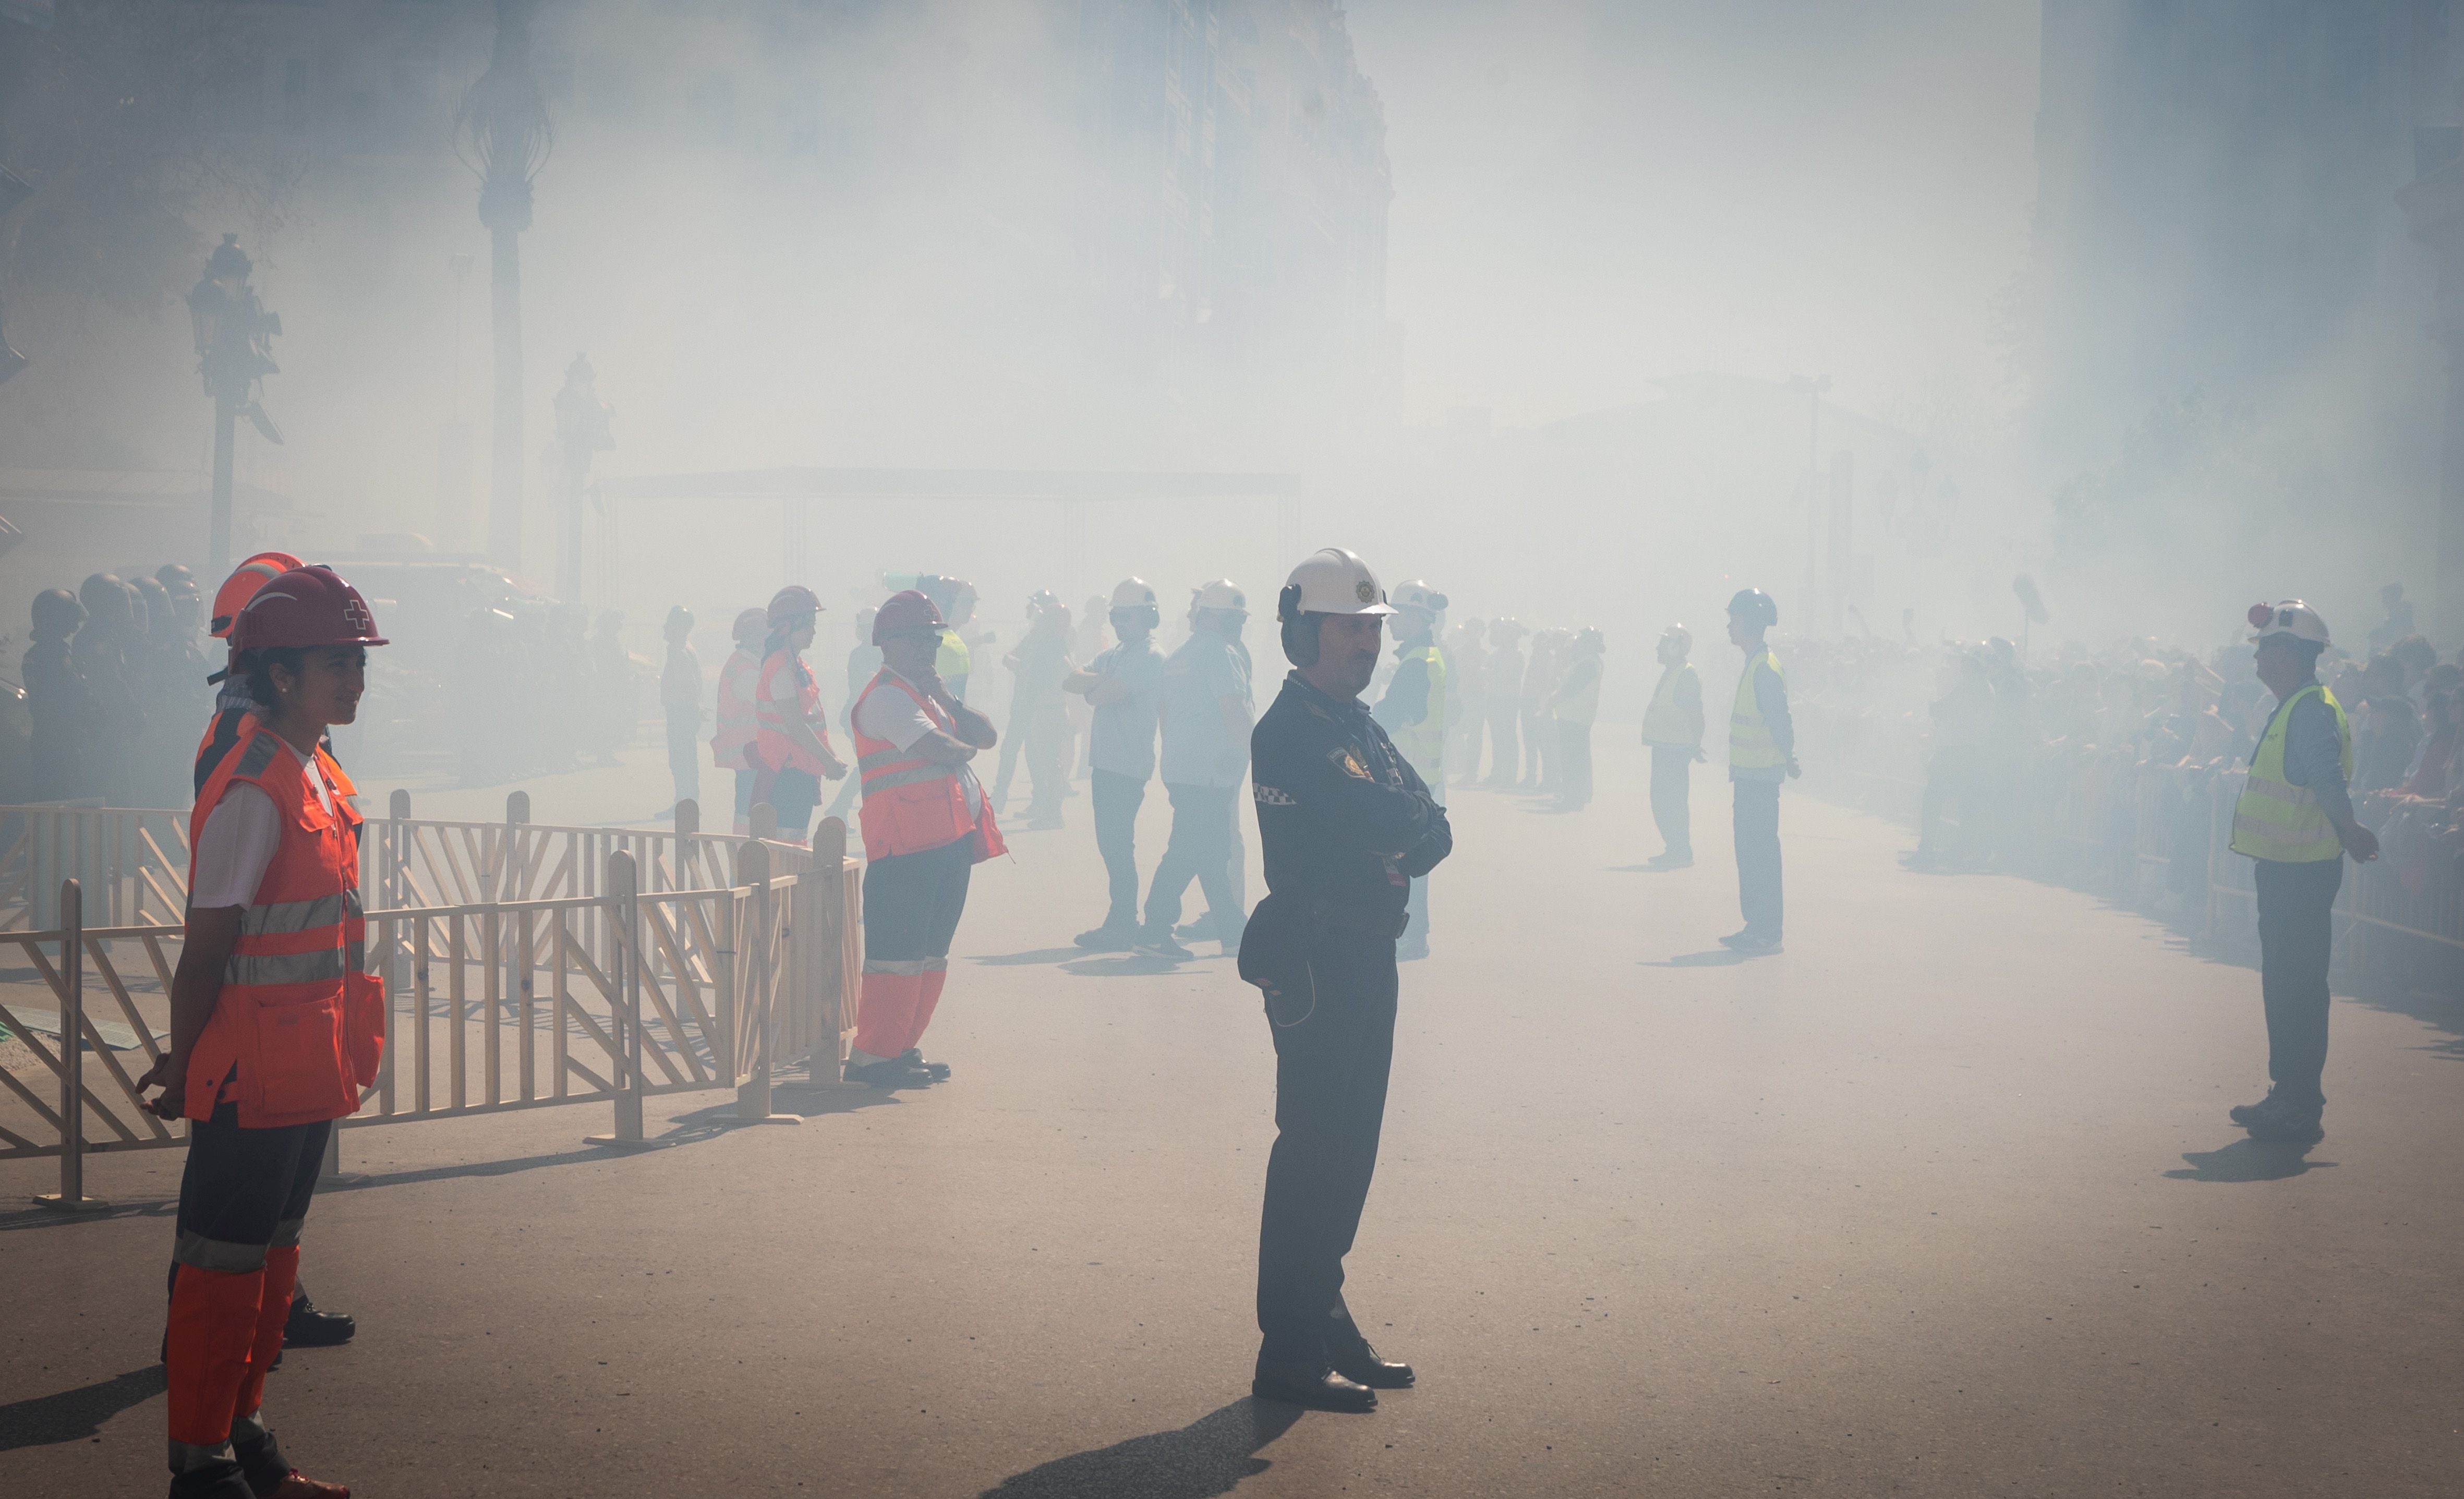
[551,354,613,605]
[185,234,283,577]
[456,0,552,573]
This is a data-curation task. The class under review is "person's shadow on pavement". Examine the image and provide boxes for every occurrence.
[979,1397,1302,1499]
[0,1365,166,1452]
[2164,1137,2337,1182]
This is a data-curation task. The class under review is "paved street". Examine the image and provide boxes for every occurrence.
[5,739,2460,1497]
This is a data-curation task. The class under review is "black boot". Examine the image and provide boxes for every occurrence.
[283,1286,355,1348]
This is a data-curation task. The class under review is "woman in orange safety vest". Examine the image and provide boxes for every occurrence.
[140,564,386,1499]
[710,606,768,834]
[750,584,848,845]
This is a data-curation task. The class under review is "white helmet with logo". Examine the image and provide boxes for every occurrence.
[1110,577,1159,611]
[1192,578,1247,612]
[1279,548,1397,618]
[1392,579,1448,616]
[2247,599,2332,648]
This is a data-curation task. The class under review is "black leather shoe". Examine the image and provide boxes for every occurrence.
[283,1289,355,1348]
[844,1058,933,1089]
[1251,1366,1376,1413]
[1330,1343,1415,1389]
[899,1048,951,1081]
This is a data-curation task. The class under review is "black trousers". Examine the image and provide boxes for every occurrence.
[176,1102,330,1272]
[1256,935,1398,1373]
[860,837,976,962]
[1144,782,1240,936]
[1733,779,1783,935]
[1649,744,1693,855]
[665,714,700,811]
[771,767,821,843]
[2254,856,2342,1105]
[1092,769,1146,927]
[1557,721,1593,806]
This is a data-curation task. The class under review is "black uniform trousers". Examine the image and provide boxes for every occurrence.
[2254,856,2342,1105]
[1256,933,1398,1374]
[176,1103,330,1272]
[1649,744,1693,855]
[1733,778,1783,935]
[1556,722,1594,806]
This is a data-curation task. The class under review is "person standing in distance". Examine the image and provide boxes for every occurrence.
[751,586,849,847]
[1723,589,1795,953]
[1640,624,1706,867]
[660,605,703,814]
[1548,626,1605,811]
[1374,581,1448,960]
[711,607,769,836]
[1141,579,1254,957]
[1241,548,1452,1413]
[2227,601,2376,1144]
[1066,578,1166,951]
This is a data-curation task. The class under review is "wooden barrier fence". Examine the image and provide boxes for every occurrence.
[2,796,861,1208]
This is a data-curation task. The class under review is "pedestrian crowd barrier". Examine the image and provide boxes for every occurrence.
[1802,721,2464,970]
[0,794,862,1210]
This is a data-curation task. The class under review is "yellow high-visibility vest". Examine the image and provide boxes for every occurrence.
[1641,661,1698,745]
[1395,640,1447,780]
[2230,683,2351,863]
[936,630,972,697]
[1730,648,1784,770]
[1551,656,1601,724]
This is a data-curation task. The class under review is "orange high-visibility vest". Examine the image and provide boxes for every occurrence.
[710,647,761,768]
[755,648,835,776]
[850,668,1007,863]
[184,719,383,1128]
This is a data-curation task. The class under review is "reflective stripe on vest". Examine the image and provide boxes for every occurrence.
[1730,649,1784,769]
[710,648,761,764]
[1394,642,1447,776]
[1641,662,1697,745]
[849,668,1007,863]
[183,720,380,1129]
[2230,684,2351,863]
[755,648,832,776]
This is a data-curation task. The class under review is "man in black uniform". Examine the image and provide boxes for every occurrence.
[1240,547,1453,1413]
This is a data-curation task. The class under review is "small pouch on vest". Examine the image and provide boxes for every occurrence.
[249,992,353,1118]
[344,970,386,1087]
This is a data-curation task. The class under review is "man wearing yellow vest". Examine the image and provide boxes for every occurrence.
[1640,624,1706,867]
[1375,580,1448,960]
[1722,588,1795,953]
[2226,600,2376,1145]
[1548,626,1605,811]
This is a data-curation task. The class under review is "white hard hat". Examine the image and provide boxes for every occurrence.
[1279,548,1397,618]
[1110,577,1158,611]
[1192,578,1246,612]
[1392,579,1448,615]
[2248,599,2332,648]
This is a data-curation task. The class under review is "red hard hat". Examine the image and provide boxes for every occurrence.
[231,565,389,651]
[210,550,305,637]
[767,584,824,623]
[872,589,946,645]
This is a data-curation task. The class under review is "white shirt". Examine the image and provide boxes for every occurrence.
[190,738,334,910]
[853,668,983,820]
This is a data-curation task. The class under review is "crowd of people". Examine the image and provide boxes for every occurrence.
[1786,584,2464,947]
[17,565,215,807]
[452,603,643,788]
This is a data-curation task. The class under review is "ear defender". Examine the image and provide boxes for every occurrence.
[1278,584,1319,667]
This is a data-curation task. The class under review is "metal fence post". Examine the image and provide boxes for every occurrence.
[35,879,104,1210]
[586,850,645,1146]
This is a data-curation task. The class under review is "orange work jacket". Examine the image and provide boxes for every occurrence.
[184,719,383,1128]
[755,648,836,776]
[850,668,1006,864]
